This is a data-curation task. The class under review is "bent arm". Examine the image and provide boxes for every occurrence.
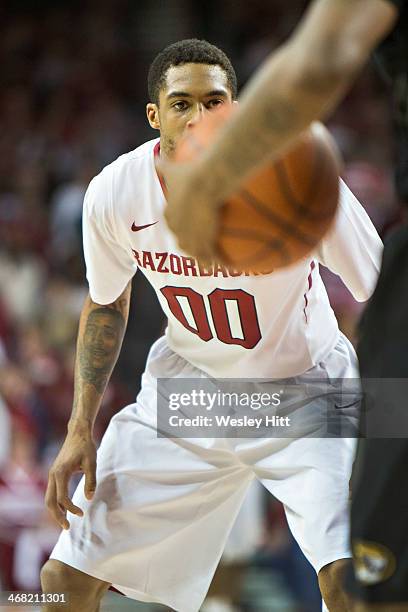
[198,0,398,203]
[69,281,131,431]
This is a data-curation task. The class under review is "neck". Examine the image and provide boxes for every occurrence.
[154,141,167,193]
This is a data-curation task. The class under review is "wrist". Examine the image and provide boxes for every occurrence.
[198,154,237,205]
[68,416,94,435]
[191,164,226,207]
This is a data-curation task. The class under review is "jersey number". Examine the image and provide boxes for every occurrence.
[160,287,261,349]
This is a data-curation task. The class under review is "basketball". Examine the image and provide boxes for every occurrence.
[174,106,341,272]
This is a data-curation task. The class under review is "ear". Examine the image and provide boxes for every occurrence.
[146,103,160,130]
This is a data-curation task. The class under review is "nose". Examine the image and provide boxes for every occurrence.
[186,104,207,129]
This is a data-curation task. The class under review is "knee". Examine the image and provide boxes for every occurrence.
[40,559,108,600]
[319,557,346,588]
[41,560,71,592]
[318,558,352,611]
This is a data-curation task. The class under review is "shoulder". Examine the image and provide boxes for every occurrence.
[101,138,159,188]
[84,137,159,216]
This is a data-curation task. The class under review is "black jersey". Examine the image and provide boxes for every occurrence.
[348,5,408,605]
[375,0,408,201]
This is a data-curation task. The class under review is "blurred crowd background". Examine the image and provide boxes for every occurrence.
[0,1,404,610]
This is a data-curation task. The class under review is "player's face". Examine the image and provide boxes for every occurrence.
[147,63,233,156]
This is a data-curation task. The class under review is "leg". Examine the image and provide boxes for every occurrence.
[257,434,355,612]
[40,559,110,612]
[48,338,256,611]
[205,562,246,606]
[319,558,353,612]
[48,413,253,610]
[347,230,408,608]
[245,334,359,610]
[253,434,356,612]
[49,407,253,611]
[347,440,408,608]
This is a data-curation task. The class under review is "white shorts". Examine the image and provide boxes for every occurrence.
[51,333,357,612]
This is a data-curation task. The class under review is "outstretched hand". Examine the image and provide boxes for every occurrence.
[161,158,223,264]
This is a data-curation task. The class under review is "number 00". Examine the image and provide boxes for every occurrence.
[160,287,261,349]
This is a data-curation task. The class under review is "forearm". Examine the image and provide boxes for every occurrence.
[199,44,362,203]
[69,282,131,430]
[196,0,397,203]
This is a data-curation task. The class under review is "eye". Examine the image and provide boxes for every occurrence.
[206,99,224,109]
[173,101,188,111]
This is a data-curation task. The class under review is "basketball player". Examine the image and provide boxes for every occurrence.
[40,40,382,612]
[163,3,408,611]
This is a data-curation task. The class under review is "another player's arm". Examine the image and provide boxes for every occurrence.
[45,282,131,530]
[196,0,398,202]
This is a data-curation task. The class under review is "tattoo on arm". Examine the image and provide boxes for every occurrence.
[71,285,130,421]
[78,307,125,393]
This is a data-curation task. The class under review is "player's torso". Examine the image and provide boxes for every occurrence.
[112,139,339,378]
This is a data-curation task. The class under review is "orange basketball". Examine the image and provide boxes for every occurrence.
[174,105,341,272]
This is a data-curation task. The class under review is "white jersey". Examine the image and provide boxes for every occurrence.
[82,138,382,379]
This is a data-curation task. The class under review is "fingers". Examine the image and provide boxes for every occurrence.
[45,476,70,530]
[55,469,84,521]
[180,238,214,266]
[182,233,217,265]
[166,193,223,263]
[84,456,97,500]
[46,470,84,530]
[165,213,217,263]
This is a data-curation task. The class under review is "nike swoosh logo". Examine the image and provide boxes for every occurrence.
[334,401,360,410]
[131,221,158,232]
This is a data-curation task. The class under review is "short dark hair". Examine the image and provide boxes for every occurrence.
[148,39,237,105]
